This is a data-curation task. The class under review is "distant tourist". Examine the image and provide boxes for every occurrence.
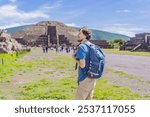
[61,46,64,52]
[55,46,59,53]
[42,45,46,53]
[65,47,67,53]
[45,45,48,53]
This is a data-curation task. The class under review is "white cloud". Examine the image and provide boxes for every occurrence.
[113,23,133,26]
[0,4,49,20]
[0,22,35,29]
[0,1,62,29]
[116,9,131,13]
[42,0,62,10]
[101,24,147,37]
[65,23,77,27]
[64,10,86,20]
[9,0,17,3]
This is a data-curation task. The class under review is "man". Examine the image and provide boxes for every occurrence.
[73,27,96,100]
[45,45,48,53]
[42,45,46,53]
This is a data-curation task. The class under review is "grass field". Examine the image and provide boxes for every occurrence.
[0,51,31,82]
[103,49,150,56]
[0,49,149,100]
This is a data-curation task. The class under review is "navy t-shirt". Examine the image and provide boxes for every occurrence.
[75,41,91,83]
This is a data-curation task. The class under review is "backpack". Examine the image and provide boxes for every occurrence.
[84,42,105,79]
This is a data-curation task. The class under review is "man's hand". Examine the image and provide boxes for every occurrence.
[72,51,77,60]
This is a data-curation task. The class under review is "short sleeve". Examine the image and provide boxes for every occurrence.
[76,45,86,60]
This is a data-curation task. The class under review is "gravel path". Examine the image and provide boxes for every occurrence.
[104,52,150,96]
[105,52,150,81]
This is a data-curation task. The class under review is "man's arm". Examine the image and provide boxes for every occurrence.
[73,53,85,68]
[76,59,85,68]
[73,45,86,69]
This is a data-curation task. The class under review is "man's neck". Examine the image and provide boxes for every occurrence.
[81,39,88,44]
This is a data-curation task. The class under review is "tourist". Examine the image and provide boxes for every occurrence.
[72,27,96,100]
[45,45,48,53]
[42,45,46,53]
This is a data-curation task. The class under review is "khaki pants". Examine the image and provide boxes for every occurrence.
[76,77,96,100]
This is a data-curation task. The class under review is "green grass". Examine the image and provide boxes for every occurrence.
[103,49,150,56]
[0,50,149,100]
[0,50,75,82]
[48,53,75,69]
[0,50,73,82]
[16,76,147,100]
[0,52,31,82]
[94,78,144,100]
[107,68,141,80]
[16,77,77,100]
[44,71,55,74]
[0,90,7,99]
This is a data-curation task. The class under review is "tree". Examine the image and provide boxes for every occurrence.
[114,39,125,46]
[108,39,125,49]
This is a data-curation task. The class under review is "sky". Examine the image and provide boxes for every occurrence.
[0,0,150,37]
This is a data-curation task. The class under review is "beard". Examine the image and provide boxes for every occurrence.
[77,39,82,42]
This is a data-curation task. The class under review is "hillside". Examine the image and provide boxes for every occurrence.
[92,29,130,41]
[6,23,130,41]
[6,25,30,34]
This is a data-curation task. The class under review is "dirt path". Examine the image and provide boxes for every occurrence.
[105,52,150,81]
[104,52,150,96]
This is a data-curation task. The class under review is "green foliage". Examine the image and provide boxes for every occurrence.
[108,39,125,49]
[114,39,125,45]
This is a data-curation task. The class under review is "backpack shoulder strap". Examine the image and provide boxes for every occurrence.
[84,41,105,57]
[83,41,93,49]
[97,46,105,57]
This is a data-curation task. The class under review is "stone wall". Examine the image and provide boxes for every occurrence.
[120,33,150,51]
[0,30,23,53]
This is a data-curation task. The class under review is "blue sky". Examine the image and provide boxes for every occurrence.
[0,0,150,36]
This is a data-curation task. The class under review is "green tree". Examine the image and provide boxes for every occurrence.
[108,39,125,49]
[114,39,125,46]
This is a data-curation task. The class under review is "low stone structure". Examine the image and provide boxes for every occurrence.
[0,30,26,54]
[120,33,150,51]
[90,40,113,48]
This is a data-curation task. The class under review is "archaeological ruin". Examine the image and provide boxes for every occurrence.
[12,21,78,47]
[0,29,30,54]
[120,33,150,51]
[12,21,112,48]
